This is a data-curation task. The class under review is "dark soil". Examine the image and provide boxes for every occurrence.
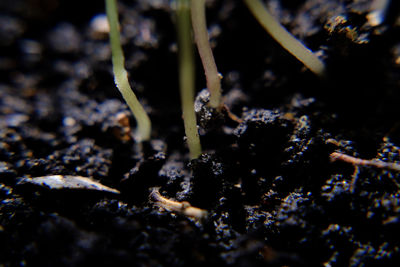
[1,0,400,266]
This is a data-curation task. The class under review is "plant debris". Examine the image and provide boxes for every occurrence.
[18,175,120,194]
[150,187,208,220]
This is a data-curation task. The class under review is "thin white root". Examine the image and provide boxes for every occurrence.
[330,152,400,172]
[150,188,208,220]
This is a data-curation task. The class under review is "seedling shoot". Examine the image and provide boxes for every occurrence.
[105,0,152,142]
[191,0,222,109]
[243,0,326,77]
[176,0,202,159]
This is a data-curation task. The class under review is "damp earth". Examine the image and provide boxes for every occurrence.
[1,0,400,266]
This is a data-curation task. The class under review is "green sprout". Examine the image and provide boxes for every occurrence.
[176,0,202,159]
[104,0,326,157]
[105,0,152,142]
[191,0,222,110]
[243,0,326,77]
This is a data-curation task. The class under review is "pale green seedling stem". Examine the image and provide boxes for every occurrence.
[176,0,202,159]
[191,0,222,109]
[105,0,151,141]
[243,0,326,77]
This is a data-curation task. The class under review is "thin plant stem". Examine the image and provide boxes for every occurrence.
[191,0,222,109]
[105,0,151,141]
[176,0,202,159]
[243,0,326,77]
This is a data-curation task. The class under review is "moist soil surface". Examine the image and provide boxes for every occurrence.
[1,0,400,266]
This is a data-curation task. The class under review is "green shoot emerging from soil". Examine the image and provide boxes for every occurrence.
[243,0,326,77]
[191,0,222,109]
[105,0,152,142]
[176,0,202,159]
